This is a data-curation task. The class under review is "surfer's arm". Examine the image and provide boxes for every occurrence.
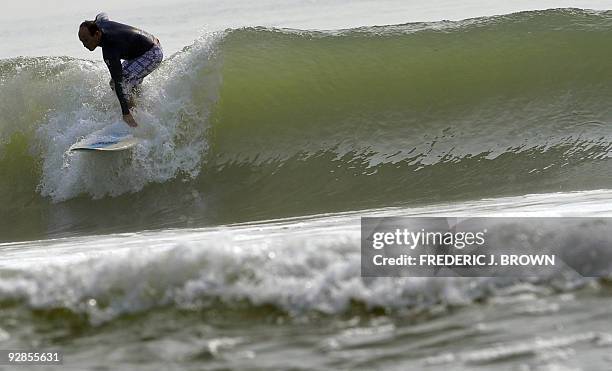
[103,51,130,115]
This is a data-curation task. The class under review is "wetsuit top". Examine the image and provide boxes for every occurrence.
[94,13,157,114]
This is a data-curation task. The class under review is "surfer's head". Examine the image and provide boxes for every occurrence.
[78,21,102,51]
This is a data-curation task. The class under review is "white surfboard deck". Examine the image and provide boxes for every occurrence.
[70,125,141,152]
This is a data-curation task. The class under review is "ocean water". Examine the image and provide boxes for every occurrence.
[2,1,612,370]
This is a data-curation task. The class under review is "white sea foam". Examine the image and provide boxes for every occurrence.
[0,189,610,324]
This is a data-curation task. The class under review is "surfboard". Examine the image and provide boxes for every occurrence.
[70,125,141,152]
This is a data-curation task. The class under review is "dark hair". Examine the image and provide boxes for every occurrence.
[79,20,100,36]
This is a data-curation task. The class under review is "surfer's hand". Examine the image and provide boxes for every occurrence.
[123,113,138,127]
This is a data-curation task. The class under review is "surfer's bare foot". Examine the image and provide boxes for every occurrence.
[123,113,138,127]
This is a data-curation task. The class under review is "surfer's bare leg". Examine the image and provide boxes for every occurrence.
[128,85,142,108]
[127,91,136,109]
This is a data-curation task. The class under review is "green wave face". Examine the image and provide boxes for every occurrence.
[212,9,612,158]
[2,9,612,241]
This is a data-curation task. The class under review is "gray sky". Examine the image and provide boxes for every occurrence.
[2,0,612,59]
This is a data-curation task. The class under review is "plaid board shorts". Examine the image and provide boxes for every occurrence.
[116,44,163,98]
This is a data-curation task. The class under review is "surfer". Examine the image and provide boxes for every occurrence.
[78,13,163,127]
